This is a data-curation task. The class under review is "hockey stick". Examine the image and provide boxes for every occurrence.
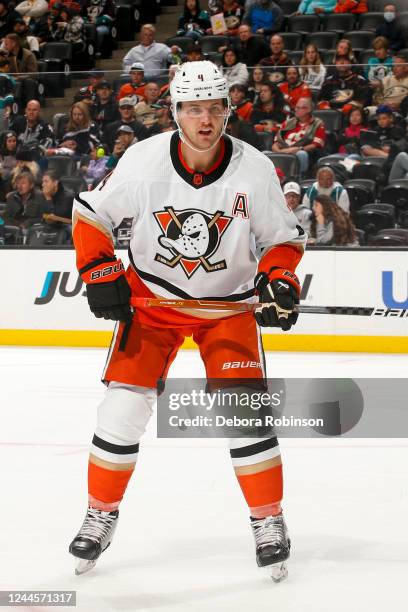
[130,298,408,317]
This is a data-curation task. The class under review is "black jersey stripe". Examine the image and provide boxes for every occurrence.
[92,434,139,455]
[76,194,96,214]
[229,437,278,459]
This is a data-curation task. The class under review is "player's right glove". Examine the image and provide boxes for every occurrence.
[254,269,300,331]
[80,257,132,322]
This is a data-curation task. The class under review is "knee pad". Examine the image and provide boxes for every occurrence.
[92,382,156,464]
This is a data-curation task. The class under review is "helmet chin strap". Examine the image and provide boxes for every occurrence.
[173,102,231,154]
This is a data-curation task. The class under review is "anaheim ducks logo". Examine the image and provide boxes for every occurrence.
[154,206,232,278]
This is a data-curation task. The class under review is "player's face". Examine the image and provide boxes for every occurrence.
[178,99,227,150]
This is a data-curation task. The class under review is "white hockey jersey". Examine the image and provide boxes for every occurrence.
[73,131,306,303]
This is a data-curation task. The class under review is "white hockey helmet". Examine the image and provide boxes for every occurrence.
[170,60,229,104]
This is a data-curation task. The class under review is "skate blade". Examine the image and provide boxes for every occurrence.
[264,561,288,583]
[75,559,97,575]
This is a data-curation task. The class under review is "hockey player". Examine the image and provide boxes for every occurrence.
[69,61,306,581]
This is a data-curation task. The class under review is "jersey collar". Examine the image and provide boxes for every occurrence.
[170,131,233,189]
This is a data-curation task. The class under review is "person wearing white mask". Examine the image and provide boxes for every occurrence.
[375,4,405,53]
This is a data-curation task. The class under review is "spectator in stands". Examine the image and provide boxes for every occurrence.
[0,130,17,198]
[303,166,350,212]
[365,37,394,85]
[272,97,326,176]
[250,81,287,132]
[103,96,149,152]
[92,80,120,133]
[229,84,253,120]
[177,0,211,40]
[283,181,312,232]
[80,143,108,185]
[134,82,161,128]
[12,16,40,54]
[158,64,178,103]
[3,170,43,229]
[151,100,175,134]
[15,0,48,18]
[247,65,268,105]
[361,105,407,159]
[40,169,73,241]
[259,35,293,84]
[243,0,283,36]
[81,0,115,58]
[334,39,357,64]
[105,124,136,170]
[374,54,408,112]
[60,101,99,155]
[338,106,367,157]
[294,0,336,15]
[333,0,367,14]
[11,147,41,185]
[117,62,146,102]
[221,0,244,36]
[3,33,38,104]
[319,57,371,112]
[375,4,406,53]
[221,47,249,88]
[11,99,54,150]
[48,5,86,62]
[123,24,180,80]
[279,67,312,112]
[184,44,205,62]
[0,0,20,39]
[226,109,263,150]
[309,194,357,246]
[389,151,408,181]
[74,70,105,103]
[300,44,327,94]
[232,24,269,67]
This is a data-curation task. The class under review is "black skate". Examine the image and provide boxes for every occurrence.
[251,513,291,582]
[69,507,119,575]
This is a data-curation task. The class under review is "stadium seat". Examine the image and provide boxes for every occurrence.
[345,179,377,216]
[358,12,384,31]
[300,179,314,197]
[355,203,396,237]
[286,50,303,64]
[321,13,356,33]
[344,30,375,52]
[60,176,87,194]
[203,51,223,66]
[46,156,77,178]
[166,36,195,53]
[380,183,408,212]
[200,36,229,53]
[257,132,275,150]
[279,0,299,15]
[288,15,320,34]
[319,49,336,65]
[52,113,68,141]
[317,154,345,166]
[354,228,366,245]
[305,32,339,50]
[280,33,302,51]
[368,228,408,246]
[26,223,67,246]
[116,0,142,40]
[359,48,375,66]
[83,23,97,67]
[313,110,343,133]
[262,152,300,179]
[398,12,408,31]
[3,225,23,245]
[399,210,408,228]
[352,159,386,182]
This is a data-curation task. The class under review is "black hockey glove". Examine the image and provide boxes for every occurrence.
[254,269,300,331]
[80,257,132,322]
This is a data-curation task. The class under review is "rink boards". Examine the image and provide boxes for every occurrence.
[1,247,407,353]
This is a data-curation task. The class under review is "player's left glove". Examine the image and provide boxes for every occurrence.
[254,268,300,331]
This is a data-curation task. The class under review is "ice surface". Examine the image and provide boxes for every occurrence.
[0,347,407,612]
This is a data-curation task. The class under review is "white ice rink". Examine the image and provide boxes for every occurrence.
[0,346,407,612]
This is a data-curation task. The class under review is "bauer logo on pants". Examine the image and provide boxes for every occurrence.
[153,206,233,278]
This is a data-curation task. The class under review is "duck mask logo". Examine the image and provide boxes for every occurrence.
[153,206,233,278]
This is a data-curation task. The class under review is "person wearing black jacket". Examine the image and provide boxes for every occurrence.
[40,169,74,241]
[0,0,21,39]
[102,96,150,153]
[232,23,269,67]
[361,105,407,159]
[10,99,54,151]
[91,80,120,135]
[319,57,372,111]
[375,5,406,53]
[3,170,43,229]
